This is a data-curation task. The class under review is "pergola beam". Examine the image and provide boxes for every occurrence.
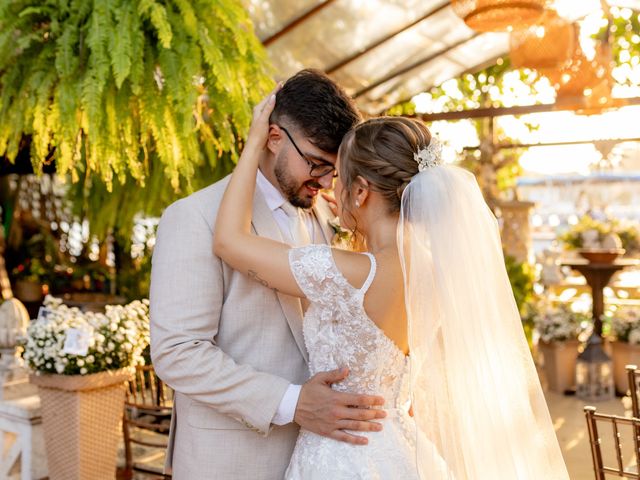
[463,136,640,150]
[325,1,450,75]
[379,54,505,114]
[412,97,640,121]
[262,0,337,47]
[353,33,480,99]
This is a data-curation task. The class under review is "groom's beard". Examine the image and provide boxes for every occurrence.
[274,155,322,209]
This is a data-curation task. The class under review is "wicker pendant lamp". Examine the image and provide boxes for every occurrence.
[545,1,620,114]
[553,54,603,99]
[577,43,621,114]
[452,0,546,32]
[577,1,623,114]
[510,9,574,69]
[540,23,601,100]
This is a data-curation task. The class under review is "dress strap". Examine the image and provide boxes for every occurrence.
[360,252,377,294]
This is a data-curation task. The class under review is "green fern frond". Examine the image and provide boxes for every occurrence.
[138,0,172,48]
[111,2,134,88]
[0,0,273,244]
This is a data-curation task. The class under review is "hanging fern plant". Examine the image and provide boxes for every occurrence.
[0,0,273,240]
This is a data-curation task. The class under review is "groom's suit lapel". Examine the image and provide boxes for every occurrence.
[250,189,309,363]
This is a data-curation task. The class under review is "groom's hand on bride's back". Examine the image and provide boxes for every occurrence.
[294,367,386,446]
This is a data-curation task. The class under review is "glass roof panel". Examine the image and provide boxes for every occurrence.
[356,33,509,113]
[331,6,474,94]
[245,0,323,41]
[244,1,632,113]
[261,0,449,80]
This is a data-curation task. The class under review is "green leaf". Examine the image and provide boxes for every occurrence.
[0,0,272,246]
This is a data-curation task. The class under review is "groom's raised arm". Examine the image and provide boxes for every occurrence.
[150,198,290,436]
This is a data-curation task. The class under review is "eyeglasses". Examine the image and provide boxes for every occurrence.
[279,126,337,178]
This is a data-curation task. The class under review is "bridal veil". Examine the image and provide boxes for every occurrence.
[398,163,569,479]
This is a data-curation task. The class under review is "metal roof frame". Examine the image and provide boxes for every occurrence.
[249,1,639,116]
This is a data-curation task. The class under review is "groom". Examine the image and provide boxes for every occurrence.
[150,70,386,479]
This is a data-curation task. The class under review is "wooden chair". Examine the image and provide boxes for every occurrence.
[121,365,173,479]
[627,365,640,418]
[584,406,640,479]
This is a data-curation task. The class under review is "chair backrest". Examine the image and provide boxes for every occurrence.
[627,365,640,418]
[124,364,173,434]
[585,406,640,479]
[122,365,173,477]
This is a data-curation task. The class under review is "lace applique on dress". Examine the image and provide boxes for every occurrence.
[286,245,420,480]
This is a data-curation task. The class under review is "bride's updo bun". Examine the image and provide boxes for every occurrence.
[338,116,433,214]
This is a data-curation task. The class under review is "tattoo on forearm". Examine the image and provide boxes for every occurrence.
[247,269,277,291]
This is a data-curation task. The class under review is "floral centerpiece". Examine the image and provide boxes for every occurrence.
[23,295,149,375]
[10,258,49,302]
[531,302,591,343]
[11,258,48,283]
[606,306,640,344]
[23,295,150,479]
[604,306,640,393]
[529,301,591,393]
[560,215,640,258]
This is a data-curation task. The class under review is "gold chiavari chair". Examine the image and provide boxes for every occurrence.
[121,365,173,479]
[585,406,640,479]
[627,365,640,418]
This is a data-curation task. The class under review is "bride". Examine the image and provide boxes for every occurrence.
[214,89,569,479]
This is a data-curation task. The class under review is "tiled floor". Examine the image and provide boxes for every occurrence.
[120,390,623,480]
[547,390,630,480]
[0,392,614,479]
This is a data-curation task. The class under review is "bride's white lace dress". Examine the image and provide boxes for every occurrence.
[284,244,422,479]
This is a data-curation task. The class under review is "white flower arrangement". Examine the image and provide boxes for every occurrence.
[21,295,150,375]
[531,301,591,343]
[606,306,640,344]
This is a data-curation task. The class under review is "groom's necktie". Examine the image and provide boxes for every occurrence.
[280,202,311,247]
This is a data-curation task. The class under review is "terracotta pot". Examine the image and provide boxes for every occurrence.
[610,341,640,394]
[578,248,625,264]
[14,279,43,303]
[538,340,580,393]
[30,368,133,480]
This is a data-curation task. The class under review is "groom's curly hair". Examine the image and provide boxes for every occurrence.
[269,69,361,153]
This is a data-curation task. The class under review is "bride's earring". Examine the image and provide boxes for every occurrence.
[355,200,360,208]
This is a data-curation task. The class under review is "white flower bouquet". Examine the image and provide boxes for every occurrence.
[606,306,640,344]
[531,301,591,343]
[22,295,150,375]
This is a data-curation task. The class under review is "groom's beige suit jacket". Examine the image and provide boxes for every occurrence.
[150,175,335,479]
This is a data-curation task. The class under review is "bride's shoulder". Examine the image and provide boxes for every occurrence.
[331,248,373,291]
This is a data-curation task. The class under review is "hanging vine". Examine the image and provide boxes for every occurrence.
[0,0,273,240]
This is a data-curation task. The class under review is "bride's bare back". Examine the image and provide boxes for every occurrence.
[332,248,408,355]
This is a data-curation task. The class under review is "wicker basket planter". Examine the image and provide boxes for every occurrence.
[30,368,133,480]
[538,340,580,393]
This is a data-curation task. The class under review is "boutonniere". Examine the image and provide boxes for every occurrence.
[328,217,352,248]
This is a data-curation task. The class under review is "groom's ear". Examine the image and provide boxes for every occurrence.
[266,124,283,154]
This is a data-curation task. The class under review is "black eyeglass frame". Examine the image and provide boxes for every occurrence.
[279,126,338,178]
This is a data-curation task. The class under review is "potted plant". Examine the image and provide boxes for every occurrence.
[560,215,640,261]
[605,306,640,394]
[11,258,48,303]
[22,295,149,479]
[532,301,591,393]
[504,255,536,348]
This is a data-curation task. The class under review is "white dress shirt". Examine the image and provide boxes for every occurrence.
[256,169,308,425]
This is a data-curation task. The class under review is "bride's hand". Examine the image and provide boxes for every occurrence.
[244,83,282,152]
